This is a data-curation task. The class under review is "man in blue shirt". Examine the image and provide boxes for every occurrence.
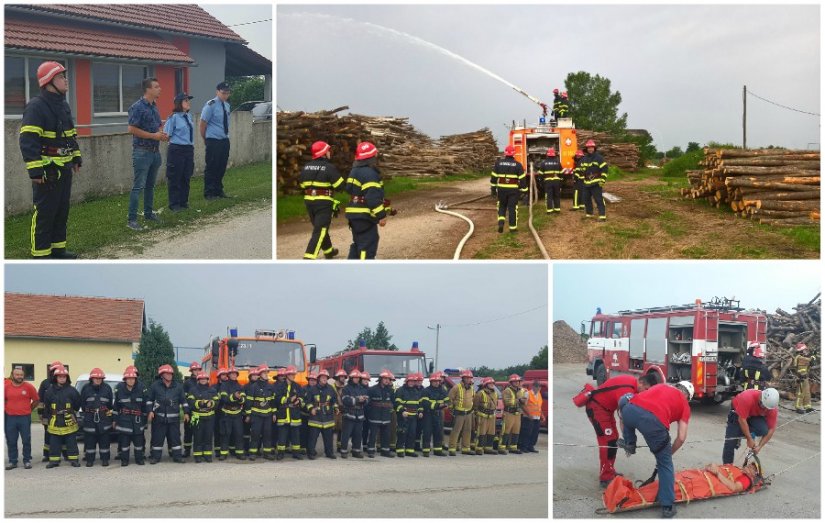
[200,82,232,200]
[127,77,168,230]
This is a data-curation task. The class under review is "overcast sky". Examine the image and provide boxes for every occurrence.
[202,4,271,59]
[5,264,548,370]
[277,4,820,150]
[554,261,821,332]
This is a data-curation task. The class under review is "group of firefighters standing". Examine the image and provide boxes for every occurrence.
[22,360,543,469]
[574,341,816,518]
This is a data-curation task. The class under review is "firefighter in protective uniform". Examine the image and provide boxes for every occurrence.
[551,89,562,122]
[473,378,498,455]
[500,374,527,455]
[491,145,527,233]
[571,149,585,210]
[360,371,373,451]
[186,372,219,463]
[79,368,114,466]
[182,361,201,458]
[38,361,64,462]
[331,368,348,453]
[739,343,770,391]
[148,365,189,464]
[43,365,81,468]
[345,141,388,259]
[367,369,396,458]
[448,370,475,455]
[581,140,608,220]
[244,365,275,460]
[538,148,563,214]
[558,92,570,118]
[218,367,246,460]
[340,370,369,458]
[421,372,449,457]
[300,141,345,259]
[19,61,82,259]
[274,365,304,460]
[793,343,816,413]
[305,370,338,459]
[395,374,423,457]
[113,365,149,466]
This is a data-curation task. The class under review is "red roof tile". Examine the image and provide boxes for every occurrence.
[5,293,145,343]
[11,4,245,43]
[5,18,194,64]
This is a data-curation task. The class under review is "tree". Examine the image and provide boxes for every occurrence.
[564,72,628,133]
[686,142,701,153]
[530,346,548,370]
[134,320,182,383]
[345,322,399,350]
[665,146,684,159]
[226,75,265,108]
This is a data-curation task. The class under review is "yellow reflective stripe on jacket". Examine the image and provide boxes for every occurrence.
[64,129,77,137]
[371,204,385,215]
[303,195,336,202]
[26,159,46,169]
[346,177,362,187]
[21,126,77,138]
[300,180,333,188]
[361,181,383,190]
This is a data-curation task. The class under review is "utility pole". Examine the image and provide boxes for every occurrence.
[427,323,441,370]
[743,85,747,149]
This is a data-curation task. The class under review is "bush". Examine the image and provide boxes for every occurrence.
[662,148,703,178]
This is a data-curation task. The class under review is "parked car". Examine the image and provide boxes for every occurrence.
[232,100,271,122]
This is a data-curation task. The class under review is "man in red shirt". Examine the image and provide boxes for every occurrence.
[574,373,658,487]
[4,367,39,470]
[617,381,693,519]
[723,388,779,464]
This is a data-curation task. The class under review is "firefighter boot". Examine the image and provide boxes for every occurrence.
[484,436,497,455]
[352,450,364,459]
[194,455,202,463]
[367,450,376,458]
[135,454,145,465]
[476,441,484,455]
[324,248,339,259]
[499,435,509,455]
[423,449,430,457]
[204,455,213,463]
[511,434,522,454]
[276,450,284,461]
[71,460,80,467]
[46,461,60,469]
[85,458,94,467]
[380,450,394,458]
[292,451,303,460]
[434,449,445,456]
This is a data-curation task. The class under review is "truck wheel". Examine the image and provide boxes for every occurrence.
[595,365,607,386]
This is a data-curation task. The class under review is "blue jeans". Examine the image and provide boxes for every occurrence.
[722,411,768,464]
[128,148,162,221]
[620,403,675,507]
[5,414,32,464]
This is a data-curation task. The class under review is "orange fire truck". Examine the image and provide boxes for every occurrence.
[312,341,433,388]
[584,298,767,404]
[201,328,312,386]
[508,117,579,195]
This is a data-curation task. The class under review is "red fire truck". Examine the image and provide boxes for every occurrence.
[584,298,767,404]
[312,341,433,388]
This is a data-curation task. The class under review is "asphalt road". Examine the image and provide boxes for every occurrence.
[5,425,547,518]
[553,363,821,518]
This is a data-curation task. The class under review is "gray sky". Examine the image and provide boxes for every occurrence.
[202,4,272,59]
[277,4,820,150]
[5,264,548,370]
[554,261,821,332]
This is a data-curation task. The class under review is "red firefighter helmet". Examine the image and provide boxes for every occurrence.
[277,367,287,377]
[553,88,559,94]
[123,367,138,380]
[285,365,298,375]
[89,368,106,380]
[311,140,331,159]
[217,368,229,377]
[504,145,516,156]
[349,369,361,379]
[361,371,370,380]
[753,346,765,358]
[546,147,556,157]
[307,372,318,381]
[196,372,209,381]
[227,367,239,376]
[355,141,378,160]
[189,361,202,372]
[388,371,396,380]
[429,372,442,381]
[585,139,596,149]
[318,369,330,378]
[405,374,415,383]
[508,374,522,383]
[335,369,348,378]
[37,61,66,87]
[796,343,808,352]
[49,360,63,371]
[52,365,69,377]
[460,369,474,379]
[257,365,270,375]
[379,369,392,379]
[481,377,495,386]
[561,91,568,99]
[248,367,260,376]
[575,149,584,158]
[157,364,174,376]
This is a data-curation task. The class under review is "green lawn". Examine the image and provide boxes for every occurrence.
[5,162,271,259]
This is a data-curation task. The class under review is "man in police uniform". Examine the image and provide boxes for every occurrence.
[19,61,82,259]
[200,82,232,200]
[299,141,345,259]
[490,145,526,233]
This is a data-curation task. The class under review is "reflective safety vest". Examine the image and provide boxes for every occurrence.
[523,389,543,418]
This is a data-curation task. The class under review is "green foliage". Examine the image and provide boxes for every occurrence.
[686,142,701,153]
[227,76,265,108]
[617,131,657,166]
[564,71,627,133]
[345,321,399,350]
[134,320,182,383]
[530,346,548,369]
[662,148,703,178]
[665,146,684,158]
[472,346,547,381]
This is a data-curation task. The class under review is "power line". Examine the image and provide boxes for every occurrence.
[746,88,820,117]
[444,304,547,328]
[227,18,272,28]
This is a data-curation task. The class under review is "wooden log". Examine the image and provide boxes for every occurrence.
[717,148,821,159]
[756,200,821,211]
[725,179,819,191]
[740,190,819,201]
[758,217,820,226]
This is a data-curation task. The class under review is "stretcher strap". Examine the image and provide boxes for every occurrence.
[701,471,716,497]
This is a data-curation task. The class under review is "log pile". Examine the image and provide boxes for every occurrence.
[681,148,821,226]
[277,107,499,193]
[575,130,641,171]
[766,293,821,398]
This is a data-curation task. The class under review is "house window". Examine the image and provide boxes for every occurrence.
[92,63,148,115]
[11,364,35,381]
[5,56,68,116]
[174,68,185,95]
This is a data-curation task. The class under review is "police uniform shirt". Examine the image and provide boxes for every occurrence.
[163,112,195,146]
[201,97,230,140]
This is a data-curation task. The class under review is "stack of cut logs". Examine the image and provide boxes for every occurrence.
[277,107,499,193]
[681,148,820,226]
[765,293,821,398]
[575,130,640,171]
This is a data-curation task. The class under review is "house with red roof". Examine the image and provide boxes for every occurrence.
[4,4,271,135]
[4,292,146,382]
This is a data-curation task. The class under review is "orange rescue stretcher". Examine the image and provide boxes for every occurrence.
[600,454,768,514]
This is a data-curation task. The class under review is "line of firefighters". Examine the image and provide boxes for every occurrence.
[34,361,543,468]
[573,341,815,518]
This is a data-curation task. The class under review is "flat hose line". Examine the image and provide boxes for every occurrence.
[528,165,550,260]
